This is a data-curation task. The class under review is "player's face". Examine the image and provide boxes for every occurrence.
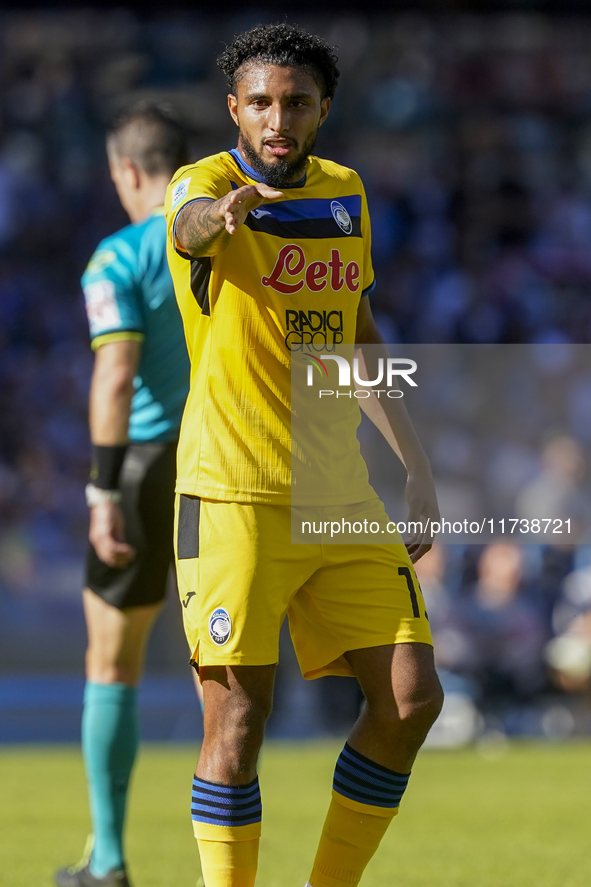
[228,63,330,186]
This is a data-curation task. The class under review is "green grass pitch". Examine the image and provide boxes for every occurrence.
[1,741,590,887]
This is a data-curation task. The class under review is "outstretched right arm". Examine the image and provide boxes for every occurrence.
[175,182,284,258]
[175,197,230,258]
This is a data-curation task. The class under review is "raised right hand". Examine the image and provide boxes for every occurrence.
[222,183,284,235]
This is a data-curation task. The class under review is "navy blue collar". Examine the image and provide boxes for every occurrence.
[228,148,307,188]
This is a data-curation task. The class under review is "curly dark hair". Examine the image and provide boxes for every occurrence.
[217,23,339,100]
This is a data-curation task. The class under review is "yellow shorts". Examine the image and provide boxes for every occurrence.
[174,495,433,680]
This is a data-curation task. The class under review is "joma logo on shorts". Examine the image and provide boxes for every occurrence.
[285,309,344,352]
[262,244,360,295]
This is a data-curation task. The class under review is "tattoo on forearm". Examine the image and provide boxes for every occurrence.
[176,198,229,257]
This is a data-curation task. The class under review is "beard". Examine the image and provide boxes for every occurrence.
[238,128,318,187]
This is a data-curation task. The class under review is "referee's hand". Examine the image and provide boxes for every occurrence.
[222,183,284,235]
[89,501,136,569]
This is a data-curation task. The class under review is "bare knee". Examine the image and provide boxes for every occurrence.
[367,679,444,746]
[399,680,444,735]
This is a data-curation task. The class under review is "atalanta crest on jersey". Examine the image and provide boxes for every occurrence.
[172,176,191,209]
[330,200,353,234]
[209,607,232,645]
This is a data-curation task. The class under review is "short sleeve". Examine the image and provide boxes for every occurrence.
[359,180,376,297]
[81,237,145,351]
[165,159,231,259]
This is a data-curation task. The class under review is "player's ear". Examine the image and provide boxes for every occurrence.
[228,93,239,126]
[318,97,331,128]
[121,157,141,191]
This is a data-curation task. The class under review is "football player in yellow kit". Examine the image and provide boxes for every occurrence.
[165,23,443,887]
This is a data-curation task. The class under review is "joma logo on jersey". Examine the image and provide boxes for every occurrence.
[262,244,360,295]
[285,310,344,352]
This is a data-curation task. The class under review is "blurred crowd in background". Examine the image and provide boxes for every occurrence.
[1,9,591,738]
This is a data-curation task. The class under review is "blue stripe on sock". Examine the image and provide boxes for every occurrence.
[191,776,262,827]
[191,810,262,825]
[333,780,406,807]
[191,787,260,798]
[192,783,260,798]
[342,743,406,777]
[338,752,408,790]
[191,799,261,817]
[334,768,406,801]
[340,745,409,786]
[192,779,260,796]
[332,745,410,809]
[191,790,260,808]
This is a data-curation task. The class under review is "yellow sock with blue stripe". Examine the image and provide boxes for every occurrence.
[191,775,261,887]
[308,744,410,887]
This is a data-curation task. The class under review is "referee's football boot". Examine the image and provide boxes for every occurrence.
[55,835,131,887]
[54,863,131,887]
[54,855,131,887]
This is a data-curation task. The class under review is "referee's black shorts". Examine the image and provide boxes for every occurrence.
[85,441,177,609]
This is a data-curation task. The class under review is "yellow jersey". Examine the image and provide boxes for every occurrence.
[165,149,376,504]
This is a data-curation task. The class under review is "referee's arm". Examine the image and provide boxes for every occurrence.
[88,340,141,568]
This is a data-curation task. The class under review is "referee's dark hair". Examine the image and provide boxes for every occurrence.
[217,23,339,100]
[106,101,189,177]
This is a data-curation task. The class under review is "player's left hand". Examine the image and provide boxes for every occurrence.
[404,470,440,563]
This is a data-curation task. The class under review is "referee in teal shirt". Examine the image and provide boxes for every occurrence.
[55,104,190,887]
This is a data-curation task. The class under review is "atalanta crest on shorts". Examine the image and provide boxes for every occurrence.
[330,200,353,234]
[209,607,232,645]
